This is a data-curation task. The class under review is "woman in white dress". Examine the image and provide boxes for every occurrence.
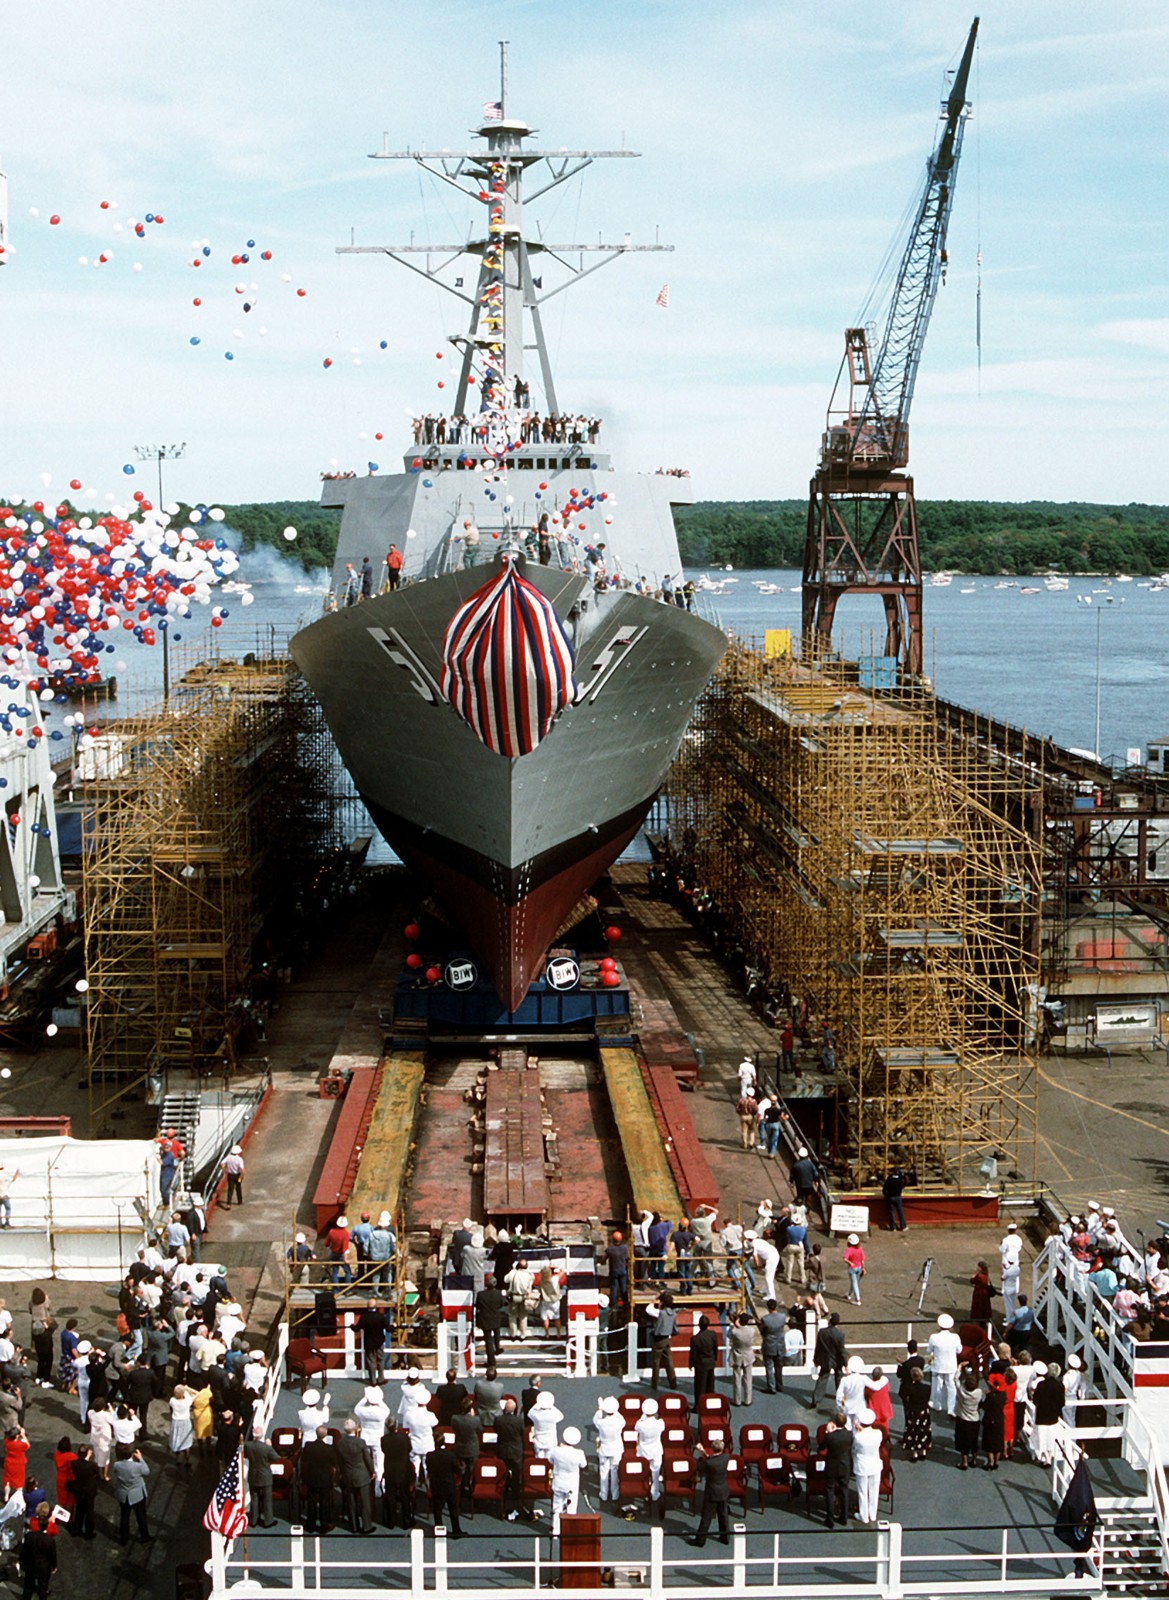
[169,1384,195,1466]
[87,1398,114,1480]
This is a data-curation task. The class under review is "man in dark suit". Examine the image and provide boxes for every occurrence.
[434,1369,469,1426]
[68,1444,100,1540]
[121,1358,156,1440]
[300,1423,338,1534]
[819,1416,853,1528]
[689,1315,720,1402]
[381,1426,415,1530]
[244,1426,281,1528]
[336,1419,376,1534]
[759,1300,787,1395]
[19,1505,57,1598]
[475,1276,506,1365]
[494,1395,525,1515]
[427,1441,464,1538]
[810,1313,847,1407]
[520,1376,542,1421]
[473,1366,504,1423]
[688,1441,730,1546]
[355,1301,387,1386]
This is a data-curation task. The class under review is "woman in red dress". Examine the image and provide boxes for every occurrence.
[969,1261,995,1322]
[53,1435,78,1512]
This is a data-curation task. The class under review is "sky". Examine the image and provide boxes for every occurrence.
[0,0,1166,511]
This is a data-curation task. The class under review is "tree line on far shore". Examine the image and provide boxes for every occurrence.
[672,500,1169,575]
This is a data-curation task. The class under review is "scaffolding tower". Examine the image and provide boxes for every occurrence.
[82,631,346,1133]
[665,643,1042,1194]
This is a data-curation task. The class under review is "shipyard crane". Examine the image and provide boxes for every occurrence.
[802,18,978,679]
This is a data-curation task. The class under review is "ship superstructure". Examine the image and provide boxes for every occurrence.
[291,49,726,1009]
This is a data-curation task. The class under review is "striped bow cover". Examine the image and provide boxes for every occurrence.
[440,560,577,756]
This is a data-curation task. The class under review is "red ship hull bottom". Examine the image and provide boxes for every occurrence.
[366,799,649,1010]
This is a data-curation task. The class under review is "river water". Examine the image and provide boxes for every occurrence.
[97,555,1169,770]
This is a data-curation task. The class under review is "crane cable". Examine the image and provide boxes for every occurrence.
[975,29,983,395]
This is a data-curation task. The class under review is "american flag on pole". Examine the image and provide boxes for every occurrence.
[483,100,504,121]
[203,1446,248,1541]
[655,284,670,310]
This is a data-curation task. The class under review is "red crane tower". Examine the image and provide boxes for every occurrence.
[802,19,979,679]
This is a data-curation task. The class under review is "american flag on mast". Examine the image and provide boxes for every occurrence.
[655,284,670,310]
[203,1446,248,1541]
[483,100,504,121]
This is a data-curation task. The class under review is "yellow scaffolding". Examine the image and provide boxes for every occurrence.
[82,631,345,1133]
[665,644,1042,1194]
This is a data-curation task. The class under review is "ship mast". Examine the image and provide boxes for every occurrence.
[338,42,671,425]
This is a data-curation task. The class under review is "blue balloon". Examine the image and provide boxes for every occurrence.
[146,212,155,223]
[247,239,255,248]
[190,336,201,345]
[173,633,182,641]
[422,479,432,488]
[368,462,379,472]
[50,731,62,741]
[202,246,211,257]
[225,351,234,360]
[123,464,135,475]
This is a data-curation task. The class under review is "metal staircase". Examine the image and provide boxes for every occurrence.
[157,1090,201,1196]
[1096,1505,1166,1594]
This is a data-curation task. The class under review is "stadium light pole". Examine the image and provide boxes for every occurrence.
[132,444,187,704]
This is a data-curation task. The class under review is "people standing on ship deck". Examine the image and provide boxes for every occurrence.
[385,545,404,590]
[926,1314,962,1416]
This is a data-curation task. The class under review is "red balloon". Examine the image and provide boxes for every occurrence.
[210,615,223,628]
[193,298,202,306]
[49,214,60,226]
[604,925,621,943]
[403,922,420,941]
[375,432,383,440]
[153,214,164,224]
[69,479,81,491]
[599,956,617,972]
[405,952,422,970]
[296,287,307,297]
[425,966,441,984]
[600,970,621,988]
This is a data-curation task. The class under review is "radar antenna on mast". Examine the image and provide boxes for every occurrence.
[801,18,978,678]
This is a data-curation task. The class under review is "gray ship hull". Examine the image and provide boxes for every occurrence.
[290,559,725,1007]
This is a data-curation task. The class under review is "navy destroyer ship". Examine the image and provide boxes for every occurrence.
[291,52,727,1009]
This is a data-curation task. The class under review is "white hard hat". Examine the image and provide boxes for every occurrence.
[563,1426,582,1446]
[231,1145,242,1155]
[797,1146,808,1158]
[1007,1222,1017,1231]
[937,1314,954,1330]
[377,1211,391,1227]
[336,1215,348,1228]
[295,1232,306,1244]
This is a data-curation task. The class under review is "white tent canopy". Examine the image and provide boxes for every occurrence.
[0,1134,159,1282]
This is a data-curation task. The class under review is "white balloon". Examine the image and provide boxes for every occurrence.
[282,527,298,541]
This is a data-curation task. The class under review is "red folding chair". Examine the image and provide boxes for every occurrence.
[520,1458,552,1517]
[662,1453,698,1512]
[270,1457,298,1521]
[775,1422,810,1471]
[738,1423,773,1471]
[803,1457,830,1517]
[616,1456,653,1513]
[698,1419,730,1454]
[270,1427,301,1459]
[469,1457,506,1519]
[285,1337,326,1393]
[879,1456,895,1513]
[696,1393,730,1425]
[659,1393,690,1423]
[724,1455,750,1517]
[662,1423,694,1456]
[480,1428,499,1455]
[620,1427,640,1458]
[617,1395,645,1425]
[436,1427,456,1451]
[758,1454,795,1511]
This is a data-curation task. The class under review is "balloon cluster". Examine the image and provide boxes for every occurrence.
[0,497,240,704]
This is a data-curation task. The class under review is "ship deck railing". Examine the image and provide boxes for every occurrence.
[210,1519,1101,1597]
